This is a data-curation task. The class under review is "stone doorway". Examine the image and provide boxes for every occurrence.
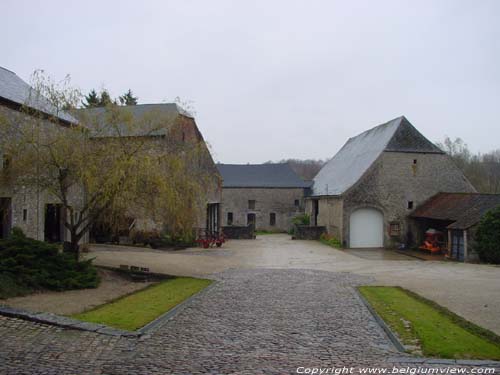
[44,204,64,242]
[247,213,256,230]
[0,198,12,239]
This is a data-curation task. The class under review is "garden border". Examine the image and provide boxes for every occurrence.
[355,288,406,352]
[0,278,219,338]
[356,287,500,366]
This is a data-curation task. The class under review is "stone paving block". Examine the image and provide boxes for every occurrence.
[1,269,500,373]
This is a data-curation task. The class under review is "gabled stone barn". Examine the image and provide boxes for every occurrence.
[217,163,311,232]
[306,116,476,248]
[76,104,222,239]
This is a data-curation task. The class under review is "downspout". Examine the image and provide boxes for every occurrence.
[463,229,468,262]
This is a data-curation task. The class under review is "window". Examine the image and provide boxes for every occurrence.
[270,213,276,226]
[248,200,256,209]
[227,212,233,226]
[2,154,11,171]
[22,209,27,222]
[182,131,186,142]
[389,222,401,236]
[411,159,418,177]
[407,201,414,209]
[294,199,300,207]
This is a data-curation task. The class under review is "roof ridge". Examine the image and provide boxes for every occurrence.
[216,162,290,166]
[0,66,16,75]
[352,115,404,139]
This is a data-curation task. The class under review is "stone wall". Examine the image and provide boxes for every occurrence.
[222,225,255,239]
[293,225,326,240]
[307,152,476,248]
[0,106,86,242]
[90,116,222,235]
[342,152,476,248]
[220,187,305,232]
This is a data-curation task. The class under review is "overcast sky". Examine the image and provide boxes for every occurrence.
[3,0,499,163]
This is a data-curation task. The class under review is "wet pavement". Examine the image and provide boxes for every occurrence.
[2,269,498,374]
[89,234,500,335]
[1,235,500,373]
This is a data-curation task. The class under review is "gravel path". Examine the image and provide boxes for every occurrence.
[1,269,153,315]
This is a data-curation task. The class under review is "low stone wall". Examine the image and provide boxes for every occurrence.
[222,225,255,239]
[293,225,326,240]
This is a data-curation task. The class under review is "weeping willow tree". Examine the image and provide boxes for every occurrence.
[0,71,217,260]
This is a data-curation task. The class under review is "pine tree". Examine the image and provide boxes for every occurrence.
[98,90,113,106]
[82,89,100,108]
[119,89,139,106]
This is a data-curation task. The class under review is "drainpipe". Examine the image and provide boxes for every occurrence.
[447,229,451,258]
[463,230,468,262]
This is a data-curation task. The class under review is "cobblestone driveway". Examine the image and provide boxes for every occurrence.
[1,269,498,374]
[0,270,388,374]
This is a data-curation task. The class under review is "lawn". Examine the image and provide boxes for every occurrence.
[72,277,212,331]
[359,286,500,360]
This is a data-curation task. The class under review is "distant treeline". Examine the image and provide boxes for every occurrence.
[437,137,500,194]
[266,159,326,181]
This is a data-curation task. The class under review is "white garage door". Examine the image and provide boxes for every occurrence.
[349,208,384,248]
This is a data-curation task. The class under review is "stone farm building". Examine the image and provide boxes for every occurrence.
[217,163,311,233]
[74,104,222,240]
[411,193,500,262]
[0,66,221,244]
[0,66,85,242]
[306,116,476,249]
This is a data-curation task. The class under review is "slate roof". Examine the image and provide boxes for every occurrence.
[312,116,443,196]
[0,66,78,124]
[411,192,500,229]
[75,104,192,137]
[217,163,311,188]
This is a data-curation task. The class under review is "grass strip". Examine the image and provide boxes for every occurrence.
[72,277,212,331]
[358,286,500,360]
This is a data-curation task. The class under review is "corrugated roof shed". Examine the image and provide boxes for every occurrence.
[411,192,500,229]
[312,116,443,196]
[0,66,78,124]
[75,104,192,137]
[217,163,311,188]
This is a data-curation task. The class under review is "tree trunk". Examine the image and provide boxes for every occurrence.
[64,228,80,262]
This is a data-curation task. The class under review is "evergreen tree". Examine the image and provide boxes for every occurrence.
[82,89,100,108]
[99,90,113,106]
[119,89,139,106]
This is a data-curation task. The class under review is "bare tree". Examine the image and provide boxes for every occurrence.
[437,137,500,194]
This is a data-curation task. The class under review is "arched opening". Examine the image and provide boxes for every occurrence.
[349,208,384,248]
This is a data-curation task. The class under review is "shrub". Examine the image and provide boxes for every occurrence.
[474,207,500,264]
[292,214,310,226]
[0,228,99,298]
[320,233,342,248]
[130,229,195,249]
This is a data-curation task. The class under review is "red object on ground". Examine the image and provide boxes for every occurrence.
[196,230,225,249]
[419,229,445,253]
